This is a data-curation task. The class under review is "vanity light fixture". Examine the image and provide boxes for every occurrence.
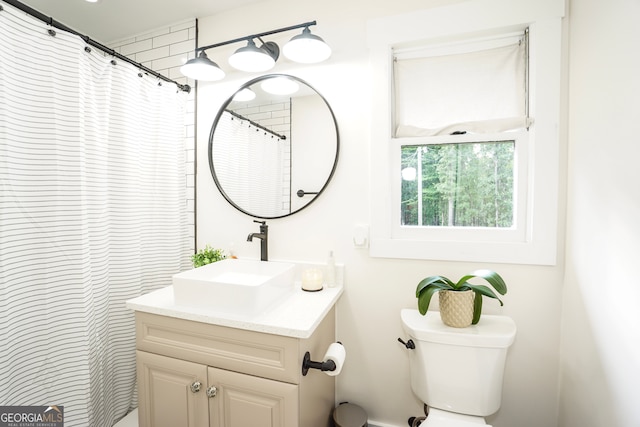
[232,88,257,102]
[261,76,300,96]
[228,39,279,72]
[283,27,332,63]
[180,21,331,81]
[180,51,226,81]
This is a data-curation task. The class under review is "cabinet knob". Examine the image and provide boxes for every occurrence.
[190,381,202,393]
[206,386,217,398]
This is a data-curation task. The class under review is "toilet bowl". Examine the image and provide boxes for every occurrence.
[400,309,516,427]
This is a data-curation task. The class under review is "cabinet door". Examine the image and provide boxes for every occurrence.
[208,366,298,427]
[137,351,209,427]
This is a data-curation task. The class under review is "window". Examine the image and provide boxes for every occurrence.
[393,31,527,238]
[391,130,529,246]
[367,1,564,265]
[400,140,515,228]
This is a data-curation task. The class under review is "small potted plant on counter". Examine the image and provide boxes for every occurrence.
[416,269,507,328]
[191,245,226,268]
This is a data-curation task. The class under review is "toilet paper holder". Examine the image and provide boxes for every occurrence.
[302,342,343,376]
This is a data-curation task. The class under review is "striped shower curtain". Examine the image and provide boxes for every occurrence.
[212,111,290,217]
[0,3,190,426]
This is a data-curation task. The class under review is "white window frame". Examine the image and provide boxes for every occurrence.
[393,131,528,242]
[367,0,565,265]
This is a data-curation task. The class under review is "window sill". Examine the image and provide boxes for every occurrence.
[369,236,557,265]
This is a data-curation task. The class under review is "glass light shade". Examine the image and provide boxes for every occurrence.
[401,167,417,181]
[233,88,256,102]
[261,77,300,96]
[228,39,276,72]
[283,28,331,64]
[180,52,225,81]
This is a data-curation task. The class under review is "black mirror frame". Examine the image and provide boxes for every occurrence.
[208,74,340,219]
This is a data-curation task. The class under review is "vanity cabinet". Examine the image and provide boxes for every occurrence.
[137,351,209,427]
[134,309,336,427]
[207,366,298,427]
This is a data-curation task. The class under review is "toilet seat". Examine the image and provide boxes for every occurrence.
[420,408,490,427]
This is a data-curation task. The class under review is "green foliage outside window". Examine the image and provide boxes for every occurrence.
[401,141,514,228]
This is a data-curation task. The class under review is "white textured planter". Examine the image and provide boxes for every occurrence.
[439,289,474,328]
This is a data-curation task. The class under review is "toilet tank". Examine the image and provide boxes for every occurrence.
[400,309,516,417]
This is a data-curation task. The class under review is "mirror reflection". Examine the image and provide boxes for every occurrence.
[209,74,339,219]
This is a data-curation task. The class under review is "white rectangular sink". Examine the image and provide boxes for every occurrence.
[172,258,296,315]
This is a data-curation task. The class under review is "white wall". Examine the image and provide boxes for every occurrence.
[291,95,335,213]
[195,1,564,426]
[559,0,640,425]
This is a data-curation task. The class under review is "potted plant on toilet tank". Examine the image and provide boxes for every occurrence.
[416,269,507,327]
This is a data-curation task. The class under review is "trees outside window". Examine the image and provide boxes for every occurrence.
[401,141,514,228]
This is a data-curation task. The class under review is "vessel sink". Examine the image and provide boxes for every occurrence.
[172,258,296,315]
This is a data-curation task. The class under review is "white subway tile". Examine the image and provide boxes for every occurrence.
[136,46,170,62]
[136,27,170,41]
[119,39,153,56]
[152,55,184,71]
[271,109,290,118]
[153,29,190,48]
[170,39,195,56]
[109,36,136,47]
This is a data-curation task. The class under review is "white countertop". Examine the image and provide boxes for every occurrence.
[126,283,343,339]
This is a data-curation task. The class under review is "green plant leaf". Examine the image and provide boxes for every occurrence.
[417,284,448,315]
[466,284,504,306]
[460,269,507,295]
[416,270,507,321]
[191,245,227,268]
[472,291,483,324]
[416,275,454,296]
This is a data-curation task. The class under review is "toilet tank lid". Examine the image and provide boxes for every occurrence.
[401,309,516,348]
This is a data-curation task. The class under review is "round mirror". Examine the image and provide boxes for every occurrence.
[208,74,339,219]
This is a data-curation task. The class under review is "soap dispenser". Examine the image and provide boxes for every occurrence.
[326,250,336,287]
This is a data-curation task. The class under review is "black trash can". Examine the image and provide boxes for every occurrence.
[332,402,368,427]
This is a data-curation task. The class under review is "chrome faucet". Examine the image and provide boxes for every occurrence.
[247,220,268,261]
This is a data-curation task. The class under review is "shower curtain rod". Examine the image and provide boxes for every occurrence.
[1,0,191,93]
[225,109,287,140]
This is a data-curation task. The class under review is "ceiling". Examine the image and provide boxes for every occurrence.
[15,0,266,43]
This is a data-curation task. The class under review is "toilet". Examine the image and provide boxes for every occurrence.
[400,309,516,426]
